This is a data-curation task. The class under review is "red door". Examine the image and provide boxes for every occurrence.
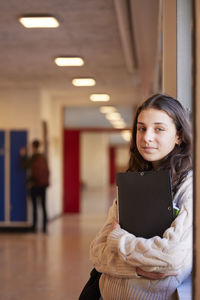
[109,146,116,185]
[63,130,80,213]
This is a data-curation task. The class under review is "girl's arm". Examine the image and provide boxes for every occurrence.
[90,199,142,278]
[90,174,192,277]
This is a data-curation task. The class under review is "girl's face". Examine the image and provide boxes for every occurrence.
[136,108,180,169]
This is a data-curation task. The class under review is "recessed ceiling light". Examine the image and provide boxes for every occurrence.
[121,130,131,141]
[109,119,127,128]
[105,112,122,121]
[72,78,96,86]
[19,16,59,28]
[90,94,110,102]
[99,106,116,114]
[54,57,84,66]
[112,123,126,129]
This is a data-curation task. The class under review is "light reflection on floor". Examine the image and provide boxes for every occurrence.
[0,185,116,300]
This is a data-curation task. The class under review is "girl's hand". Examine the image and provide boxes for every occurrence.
[136,267,173,280]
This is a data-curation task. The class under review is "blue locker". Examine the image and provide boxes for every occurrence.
[10,131,27,222]
[0,131,5,221]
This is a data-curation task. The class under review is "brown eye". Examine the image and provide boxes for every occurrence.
[137,127,146,132]
[155,128,165,132]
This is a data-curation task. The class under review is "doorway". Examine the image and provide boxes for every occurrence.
[63,106,133,215]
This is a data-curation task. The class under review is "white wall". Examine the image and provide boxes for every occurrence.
[81,132,109,188]
[39,90,63,219]
[115,146,129,172]
[0,89,41,140]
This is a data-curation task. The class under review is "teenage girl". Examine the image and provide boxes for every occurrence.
[90,94,193,300]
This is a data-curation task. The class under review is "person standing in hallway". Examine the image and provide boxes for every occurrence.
[89,94,193,300]
[20,139,50,233]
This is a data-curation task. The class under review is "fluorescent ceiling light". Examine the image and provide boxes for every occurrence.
[72,78,96,86]
[121,130,131,141]
[90,94,110,102]
[54,57,84,66]
[99,106,116,114]
[109,119,127,128]
[112,123,126,129]
[110,119,126,126]
[19,16,59,28]
[105,112,122,121]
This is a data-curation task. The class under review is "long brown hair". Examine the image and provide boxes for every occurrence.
[128,94,192,193]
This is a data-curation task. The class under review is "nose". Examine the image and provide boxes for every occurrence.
[143,129,154,143]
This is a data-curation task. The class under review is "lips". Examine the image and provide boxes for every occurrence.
[141,147,157,153]
[142,147,156,149]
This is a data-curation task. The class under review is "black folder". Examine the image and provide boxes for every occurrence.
[116,171,174,238]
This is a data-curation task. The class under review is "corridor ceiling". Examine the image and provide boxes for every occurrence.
[0,0,160,106]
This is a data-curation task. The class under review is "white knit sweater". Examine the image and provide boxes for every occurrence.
[90,172,193,300]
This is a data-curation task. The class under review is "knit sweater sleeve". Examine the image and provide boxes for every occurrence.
[90,173,192,278]
[90,198,141,278]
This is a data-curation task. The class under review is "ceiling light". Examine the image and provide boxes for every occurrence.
[99,106,116,114]
[72,78,96,86]
[54,57,84,66]
[19,16,59,28]
[105,112,122,121]
[121,130,132,141]
[110,119,126,125]
[112,123,126,129]
[110,119,127,127]
[90,94,110,102]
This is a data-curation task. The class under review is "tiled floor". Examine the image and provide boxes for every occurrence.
[0,186,115,300]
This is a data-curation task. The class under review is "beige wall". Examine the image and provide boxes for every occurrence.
[81,132,109,188]
[115,146,129,173]
[0,89,41,139]
[162,0,177,98]
[39,91,63,219]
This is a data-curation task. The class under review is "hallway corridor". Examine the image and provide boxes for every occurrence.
[0,186,115,300]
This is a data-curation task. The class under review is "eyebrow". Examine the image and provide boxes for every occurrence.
[137,122,168,126]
